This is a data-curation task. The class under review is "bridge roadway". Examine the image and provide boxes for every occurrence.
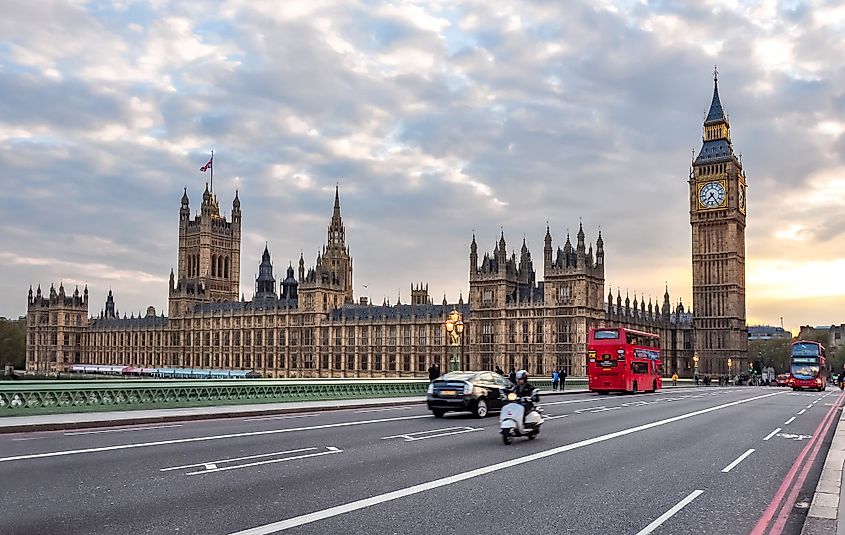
[0,386,841,535]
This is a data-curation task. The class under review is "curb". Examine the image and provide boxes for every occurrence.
[0,388,584,434]
[801,393,845,535]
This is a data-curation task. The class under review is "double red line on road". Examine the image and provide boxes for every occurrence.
[751,392,844,535]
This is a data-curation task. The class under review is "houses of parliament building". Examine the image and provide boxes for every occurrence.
[25,73,746,378]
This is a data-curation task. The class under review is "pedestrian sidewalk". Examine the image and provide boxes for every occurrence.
[801,400,845,535]
[0,387,589,434]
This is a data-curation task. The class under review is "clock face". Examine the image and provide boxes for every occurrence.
[739,185,745,209]
[699,181,726,208]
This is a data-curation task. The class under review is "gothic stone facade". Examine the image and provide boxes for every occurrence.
[27,76,746,378]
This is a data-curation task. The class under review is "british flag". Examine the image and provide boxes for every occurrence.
[200,157,213,172]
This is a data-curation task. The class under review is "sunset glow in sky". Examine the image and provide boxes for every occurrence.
[2,1,845,334]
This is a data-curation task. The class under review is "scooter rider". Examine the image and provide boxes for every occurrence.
[512,370,539,408]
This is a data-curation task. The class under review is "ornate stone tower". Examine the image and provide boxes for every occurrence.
[689,69,748,374]
[254,245,277,300]
[168,185,242,317]
[298,187,353,312]
[26,283,89,373]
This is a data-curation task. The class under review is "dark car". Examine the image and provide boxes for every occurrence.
[427,371,511,418]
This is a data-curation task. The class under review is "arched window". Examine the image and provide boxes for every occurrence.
[211,254,217,277]
[224,256,230,279]
[218,255,224,279]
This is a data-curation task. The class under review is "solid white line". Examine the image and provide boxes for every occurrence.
[227,391,782,535]
[635,490,704,535]
[545,415,568,420]
[187,448,342,476]
[722,449,755,473]
[243,414,318,422]
[763,428,781,441]
[354,407,410,414]
[0,414,432,463]
[785,417,796,425]
[64,424,183,436]
[160,448,317,472]
[798,409,806,415]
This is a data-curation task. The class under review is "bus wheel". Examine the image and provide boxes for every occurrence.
[651,380,657,393]
[598,391,609,395]
[632,381,638,394]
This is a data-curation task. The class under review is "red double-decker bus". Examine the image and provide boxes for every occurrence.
[588,327,662,394]
[788,340,827,391]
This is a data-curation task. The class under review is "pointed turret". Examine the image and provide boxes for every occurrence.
[470,233,478,275]
[544,225,553,269]
[596,230,604,266]
[298,253,305,281]
[662,283,671,317]
[576,221,585,251]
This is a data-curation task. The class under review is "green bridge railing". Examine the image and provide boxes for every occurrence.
[0,379,433,415]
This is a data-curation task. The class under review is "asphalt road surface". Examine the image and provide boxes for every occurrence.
[1,386,841,535]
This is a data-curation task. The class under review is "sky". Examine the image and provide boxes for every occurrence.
[2,0,844,334]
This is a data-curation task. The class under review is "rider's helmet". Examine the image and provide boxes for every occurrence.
[515,370,528,382]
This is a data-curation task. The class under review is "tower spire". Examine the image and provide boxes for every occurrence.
[705,65,726,126]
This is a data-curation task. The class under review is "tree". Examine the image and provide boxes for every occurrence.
[830,345,845,374]
[797,328,832,348]
[748,338,790,373]
[0,317,26,370]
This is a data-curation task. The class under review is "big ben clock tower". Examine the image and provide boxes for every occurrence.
[690,68,747,375]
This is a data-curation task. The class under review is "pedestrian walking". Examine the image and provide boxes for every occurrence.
[552,369,559,391]
[428,363,441,382]
[671,372,678,387]
[560,368,567,391]
[508,366,517,385]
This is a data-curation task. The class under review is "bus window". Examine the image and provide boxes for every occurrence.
[594,329,619,340]
[631,362,649,374]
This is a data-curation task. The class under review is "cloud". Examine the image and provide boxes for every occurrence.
[1,0,845,332]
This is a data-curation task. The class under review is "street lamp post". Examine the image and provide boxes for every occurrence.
[444,308,464,372]
[693,354,700,378]
[727,357,733,385]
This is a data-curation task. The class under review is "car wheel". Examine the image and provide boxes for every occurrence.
[474,398,488,418]
[501,430,512,445]
[432,409,446,418]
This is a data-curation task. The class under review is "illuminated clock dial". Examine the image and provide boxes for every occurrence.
[699,181,726,208]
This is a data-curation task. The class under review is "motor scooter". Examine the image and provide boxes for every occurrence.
[499,388,543,445]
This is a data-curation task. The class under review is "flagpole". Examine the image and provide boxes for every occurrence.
[210,149,214,191]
